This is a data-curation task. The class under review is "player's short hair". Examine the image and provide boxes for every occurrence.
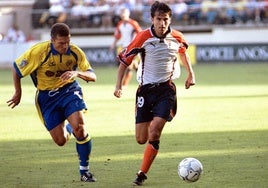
[151,1,172,18]
[50,23,70,39]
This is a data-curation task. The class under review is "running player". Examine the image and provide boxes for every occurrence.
[7,23,97,182]
[114,1,195,186]
[110,8,142,87]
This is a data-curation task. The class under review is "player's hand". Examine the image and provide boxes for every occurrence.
[185,73,195,89]
[7,92,21,109]
[60,71,77,81]
[114,88,122,98]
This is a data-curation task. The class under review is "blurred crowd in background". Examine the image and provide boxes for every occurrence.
[0,0,267,43]
[32,0,268,29]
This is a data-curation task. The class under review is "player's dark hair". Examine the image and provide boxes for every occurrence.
[50,23,70,39]
[151,1,172,18]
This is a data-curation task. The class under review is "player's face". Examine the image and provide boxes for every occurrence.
[151,11,171,38]
[120,9,130,21]
[51,35,70,54]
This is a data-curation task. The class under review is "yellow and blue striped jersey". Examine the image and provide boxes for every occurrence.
[14,41,92,90]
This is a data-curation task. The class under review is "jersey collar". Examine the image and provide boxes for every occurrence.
[151,25,171,40]
[50,43,71,55]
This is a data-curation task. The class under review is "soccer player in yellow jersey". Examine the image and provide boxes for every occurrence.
[7,23,97,182]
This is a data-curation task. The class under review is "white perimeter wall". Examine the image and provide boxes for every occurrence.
[185,27,268,44]
[39,27,268,46]
[1,27,267,67]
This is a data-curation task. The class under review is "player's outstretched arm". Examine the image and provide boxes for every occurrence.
[7,67,22,109]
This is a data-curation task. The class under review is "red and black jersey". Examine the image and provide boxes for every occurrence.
[118,25,188,85]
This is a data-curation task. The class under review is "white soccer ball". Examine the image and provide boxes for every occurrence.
[178,157,203,183]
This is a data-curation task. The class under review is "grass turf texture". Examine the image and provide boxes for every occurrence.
[0,63,267,188]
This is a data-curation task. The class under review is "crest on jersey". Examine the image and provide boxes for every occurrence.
[49,61,56,66]
[66,60,72,67]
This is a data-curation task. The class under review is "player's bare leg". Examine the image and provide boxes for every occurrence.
[49,122,69,146]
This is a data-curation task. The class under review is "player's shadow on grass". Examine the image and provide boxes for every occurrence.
[0,130,267,187]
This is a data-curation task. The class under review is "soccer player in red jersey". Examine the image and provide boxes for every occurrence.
[111,8,142,87]
[114,1,195,186]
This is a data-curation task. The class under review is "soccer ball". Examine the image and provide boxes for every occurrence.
[178,157,203,183]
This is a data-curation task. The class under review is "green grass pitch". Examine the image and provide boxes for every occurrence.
[0,63,267,188]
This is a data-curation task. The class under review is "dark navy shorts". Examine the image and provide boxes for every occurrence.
[36,81,87,131]
[135,81,177,124]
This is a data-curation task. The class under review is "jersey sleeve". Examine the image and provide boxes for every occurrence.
[114,21,122,40]
[171,30,188,54]
[14,43,47,78]
[118,29,151,66]
[130,19,142,33]
[72,45,92,71]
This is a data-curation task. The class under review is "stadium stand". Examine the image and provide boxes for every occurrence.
[0,0,267,41]
[30,0,268,29]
